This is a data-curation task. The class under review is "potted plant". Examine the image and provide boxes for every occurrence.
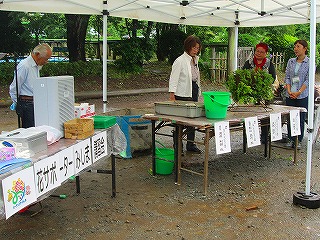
[226,69,274,105]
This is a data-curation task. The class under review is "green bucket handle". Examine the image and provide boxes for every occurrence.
[208,94,231,106]
[155,140,167,149]
[155,140,174,163]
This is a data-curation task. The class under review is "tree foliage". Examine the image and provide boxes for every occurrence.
[158,29,187,64]
[2,12,320,71]
[0,11,34,55]
[113,38,154,72]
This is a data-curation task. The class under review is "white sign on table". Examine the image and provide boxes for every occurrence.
[2,167,37,219]
[73,138,92,174]
[214,121,231,154]
[270,113,282,142]
[244,116,260,147]
[59,146,75,183]
[33,154,61,198]
[91,131,108,163]
[290,110,301,136]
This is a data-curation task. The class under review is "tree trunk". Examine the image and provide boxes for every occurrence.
[132,19,138,38]
[65,14,90,62]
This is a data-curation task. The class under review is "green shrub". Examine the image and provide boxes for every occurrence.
[226,69,274,104]
[0,62,15,85]
[113,38,154,73]
[0,61,103,86]
[198,61,211,81]
[41,61,103,77]
[158,30,187,64]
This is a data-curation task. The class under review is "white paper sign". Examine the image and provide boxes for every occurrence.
[214,121,231,154]
[34,154,61,198]
[270,113,282,142]
[245,116,260,147]
[313,106,320,143]
[91,131,108,163]
[290,110,301,136]
[59,147,75,183]
[2,167,37,219]
[73,138,92,174]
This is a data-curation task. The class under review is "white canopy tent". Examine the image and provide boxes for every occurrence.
[0,0,318,27]
[1,0,320,206]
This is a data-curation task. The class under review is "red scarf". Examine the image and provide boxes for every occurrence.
[253,56,267,70]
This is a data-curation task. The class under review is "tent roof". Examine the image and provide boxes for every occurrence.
[0,0,319,27]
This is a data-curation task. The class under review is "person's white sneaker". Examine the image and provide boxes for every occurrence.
[285,139,293,148]
[296,142,302,150]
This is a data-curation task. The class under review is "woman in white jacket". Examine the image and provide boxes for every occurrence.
[169,35,202,153]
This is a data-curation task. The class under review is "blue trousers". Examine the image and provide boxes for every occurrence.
[175,82,199,147]
[18,100,35,128]
[286,97,308,142]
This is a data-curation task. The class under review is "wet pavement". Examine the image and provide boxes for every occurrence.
[1,94,320,239]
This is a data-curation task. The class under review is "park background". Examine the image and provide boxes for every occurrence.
[0,12,320,104]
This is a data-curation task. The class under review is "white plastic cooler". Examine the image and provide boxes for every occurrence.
[0,128,47,157]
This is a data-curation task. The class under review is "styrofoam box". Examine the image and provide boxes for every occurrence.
[0,128,47,157]
[154,101,205,118]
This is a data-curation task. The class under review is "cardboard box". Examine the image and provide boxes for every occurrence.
[74,103,95,118]
[64,118,94,140]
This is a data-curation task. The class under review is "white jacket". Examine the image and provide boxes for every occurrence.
[169,52,201,98]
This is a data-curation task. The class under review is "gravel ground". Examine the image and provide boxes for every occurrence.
[1,93,320,240]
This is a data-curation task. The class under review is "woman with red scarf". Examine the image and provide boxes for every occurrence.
[242,43,276,144]
[242,42,276,80]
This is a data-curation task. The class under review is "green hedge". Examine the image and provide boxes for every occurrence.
[0,61,103,85]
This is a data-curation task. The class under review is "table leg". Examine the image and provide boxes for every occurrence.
[293,136,298,164]
[111,154,116,197]
[243,125,247,153]
[152,120,156,176]
[76,175,80,193]
[268,132,272,159]
[86,154,116,197]
[203,128,210,195]
[177,124,183,185]
[174,124,179,183]
[264,125,269,158]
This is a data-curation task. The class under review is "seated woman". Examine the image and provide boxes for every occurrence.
[242,42,276,144]
[242,42,276,80]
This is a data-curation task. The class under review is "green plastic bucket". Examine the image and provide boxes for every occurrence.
[155,141,174,175]
[202,91,231,119]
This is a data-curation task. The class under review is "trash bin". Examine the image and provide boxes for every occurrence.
[116,115,152,158]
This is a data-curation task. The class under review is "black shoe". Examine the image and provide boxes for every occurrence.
[186,145,201,153]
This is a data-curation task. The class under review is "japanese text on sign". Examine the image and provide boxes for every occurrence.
[290,110,301,136]
[91,131,108,163]
[270,113,282,142]
[59,147,75,183]
[214,121,231,154]
[74,138,92,174]
[33,154,61,198]
[245,116,260,147]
